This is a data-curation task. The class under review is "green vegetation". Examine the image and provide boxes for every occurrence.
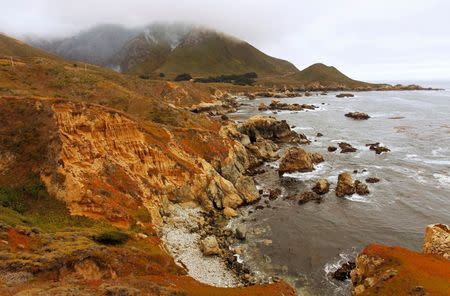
[174,73,192,81]
[93,230,130,245]
[194,72,257,85]
[293,63,367,87]
[0,174,114,232]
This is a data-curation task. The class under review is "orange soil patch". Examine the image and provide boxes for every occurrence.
[362,244,450,295]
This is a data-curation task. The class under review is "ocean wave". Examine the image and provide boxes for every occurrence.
[433,173,450,188]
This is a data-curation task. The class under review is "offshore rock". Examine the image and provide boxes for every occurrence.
[422,224,450,259]
[278,147,315,175]
[335,172,355,197]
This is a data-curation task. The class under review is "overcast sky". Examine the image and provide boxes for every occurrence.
[2,0,450,81]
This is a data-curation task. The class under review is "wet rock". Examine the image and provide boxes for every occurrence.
[310,152,324,164]
[366,177,380,183]
[316,132,323,137]
[268,188,282,200]
[246,139,279,163]
[296,191,322,204]
[267,100,317,111]
[355,180,370,195]
[328,146,338,152]
[336,172,355,197]
[278,147,314,175]
[336,93,354,98]
[366,142,390,154]
[235,225,247,240]
[332,261,356,281]
[239,115,305,144]
[201,236,221,256]
[422,224,450,259]
[258,103,269,111]
[338,142,357,153]
[312,179,330,195]
[345,112,370,120]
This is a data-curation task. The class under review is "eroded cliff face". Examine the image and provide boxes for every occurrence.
[2,97,257,227]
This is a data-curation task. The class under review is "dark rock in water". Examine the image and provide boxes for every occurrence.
[235,225,247,240]
[321,92,328,96]
[366,142,390,154]
[328,146,338,152]
[316,132,324,137]
[221,114,229,121]
[336,172,355,197]
[269,188,282,200]
[336,93,354,98]
[294,191,323,204]
[246,167,266,176]
[353,170,358,174]
[355,180,370,195]
[332,261,356,281]
[255,205,264,210]
[312,179,330,195]
[310,152,325,164]
[345,112,370,120]
[339,142,357,153]
[366,177,380,183]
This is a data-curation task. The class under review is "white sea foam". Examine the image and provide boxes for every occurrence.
[282,163,331,180]
[433,173,450,188]
[344,194,371,203]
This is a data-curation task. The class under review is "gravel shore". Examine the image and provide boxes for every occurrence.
[160,203,241,287]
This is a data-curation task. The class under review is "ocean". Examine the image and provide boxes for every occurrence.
[228,82,450,295]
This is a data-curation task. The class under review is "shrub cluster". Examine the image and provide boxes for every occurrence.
[174,73,192,81]
[93,230,130,245]
[194,72,257,85]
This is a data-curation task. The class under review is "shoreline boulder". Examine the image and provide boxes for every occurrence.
[312,179,330,195]
[278,147,323,175]
[335,172,355,197]
[345,112,370,120]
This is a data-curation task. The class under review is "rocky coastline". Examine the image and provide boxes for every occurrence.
[163,91,450,295]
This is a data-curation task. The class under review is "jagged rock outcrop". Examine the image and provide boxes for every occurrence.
[336,173,370,197]
[422,224,450,259]
[366,142,390,154]
[351,225,450,295]
[239,116,309,144]
[335,172,355,197]
[278,147,323,175]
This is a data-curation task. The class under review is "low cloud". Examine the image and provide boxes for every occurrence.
[2,0,449,80]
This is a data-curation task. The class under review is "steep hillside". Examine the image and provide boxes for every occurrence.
[29,24,137,67]
[30,23,299,77]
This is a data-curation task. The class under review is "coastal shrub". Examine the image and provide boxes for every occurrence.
[174,73,192,81]
[93,230,130,245]
[194,72,258,85]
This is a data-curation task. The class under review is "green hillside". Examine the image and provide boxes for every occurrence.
[292,63,368,86]
[151,31,298,77]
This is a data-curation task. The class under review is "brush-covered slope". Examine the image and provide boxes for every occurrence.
[0,34,56,59]
[30,23,299,77]
[291,63,369,88]
[150,29,299,76]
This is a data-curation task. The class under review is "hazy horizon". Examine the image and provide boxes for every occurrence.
[2,0,450,81]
